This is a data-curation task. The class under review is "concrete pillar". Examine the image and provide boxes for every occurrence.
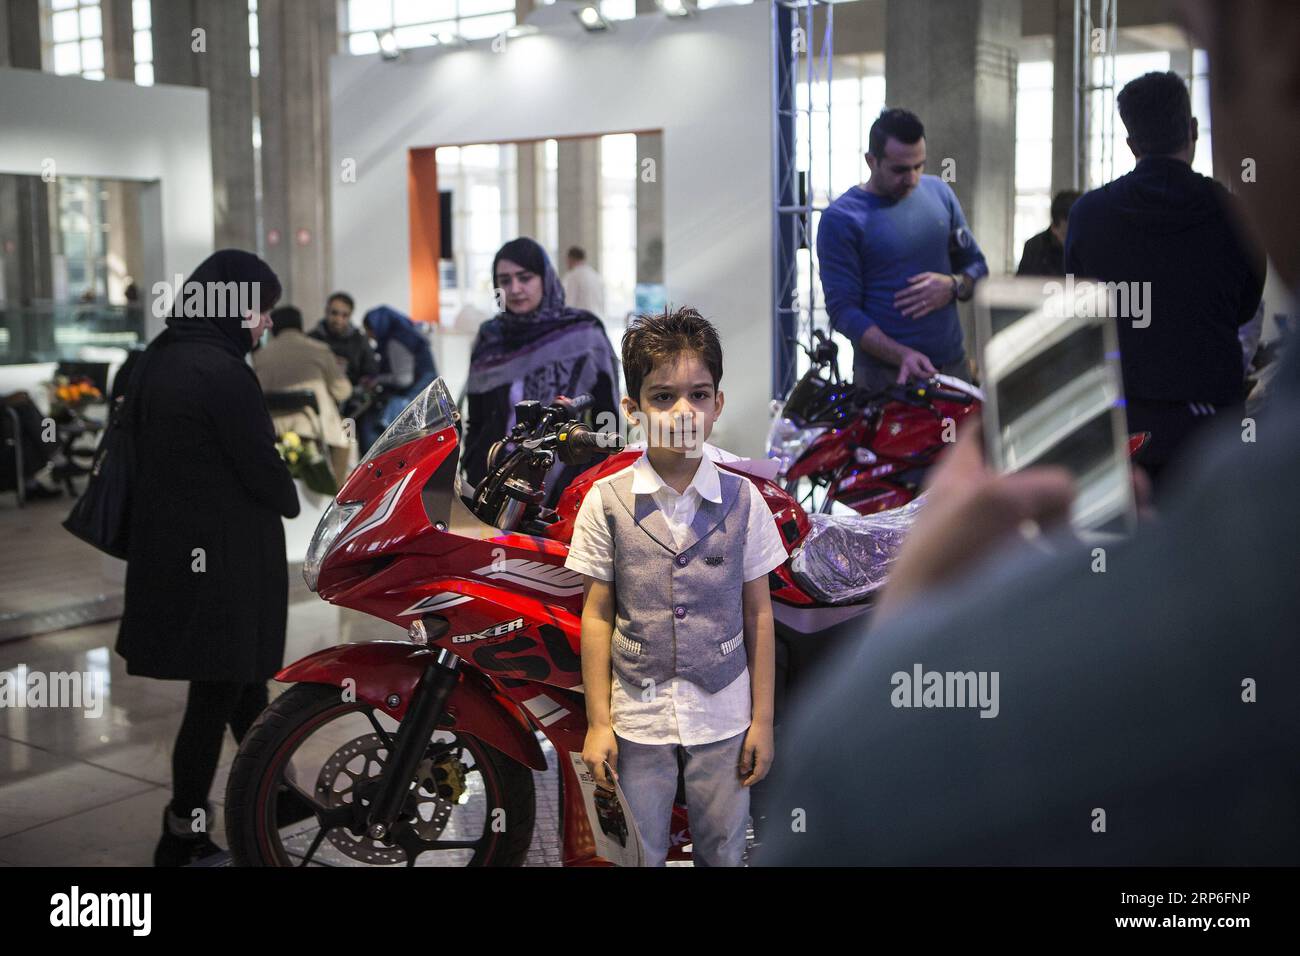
[1050,0,1080,195]
[256,0,336,323]
[0,0,54,326]
[636,131,663,284]
[100,0,145,305]
[151,0,256,252]
[101,0,134,80]
[886,0,1021,274]
[517,140,541,241]
[557,137,601,273]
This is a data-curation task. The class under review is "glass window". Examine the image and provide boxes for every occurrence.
[600,133,638,334]
[437,142,520,321]
[342,0,517,54]
[348,0,393,33]
[52,41,81,74]
[1189,48,1213,179]
[1014,56,1054,262]
[458,12,514,40]
[600,0,636,20]
[52,9,79,42]
[78,3,101,37]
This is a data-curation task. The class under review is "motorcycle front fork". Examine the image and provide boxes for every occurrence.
[364,647,461,841]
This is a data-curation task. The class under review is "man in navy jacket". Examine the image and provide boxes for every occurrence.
[1065,70,1264,490]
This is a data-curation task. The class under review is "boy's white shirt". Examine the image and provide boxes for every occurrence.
[565,443,788,746]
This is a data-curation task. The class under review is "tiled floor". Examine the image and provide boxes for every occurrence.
[0,494,125,641]
[0,512,565,866]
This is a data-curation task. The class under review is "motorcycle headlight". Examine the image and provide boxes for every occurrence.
[303,499,365,592]
[766,414,826,477]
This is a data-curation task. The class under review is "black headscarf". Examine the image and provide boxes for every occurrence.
[163,249,282,357]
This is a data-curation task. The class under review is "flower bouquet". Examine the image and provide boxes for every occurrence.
[48,376,103,422]
[275,430,338,496]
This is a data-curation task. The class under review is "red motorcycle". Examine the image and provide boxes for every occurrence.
[768,330,984,515]
[225,379,901,866]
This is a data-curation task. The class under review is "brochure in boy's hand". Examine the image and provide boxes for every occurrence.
[568,751,645,866]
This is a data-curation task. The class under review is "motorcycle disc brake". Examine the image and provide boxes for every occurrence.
[314,733,458,865]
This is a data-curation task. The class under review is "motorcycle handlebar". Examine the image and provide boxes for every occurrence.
[554,393,594,414]
[927,387,975,405]
[557,423,624,465]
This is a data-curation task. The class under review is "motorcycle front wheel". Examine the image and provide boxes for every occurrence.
[225,682,536,867]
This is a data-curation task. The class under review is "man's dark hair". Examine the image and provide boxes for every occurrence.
[1050,190,1083,226]
[621,307,723,402]
[1117,71,1192,156]
[270,305,303,335]
[567,246,586,261]
[327,291,354,313]
[868,108,926,158]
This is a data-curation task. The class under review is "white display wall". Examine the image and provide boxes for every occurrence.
[329,3,775,455]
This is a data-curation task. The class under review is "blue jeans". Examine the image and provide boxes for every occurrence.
[615,731,750,867]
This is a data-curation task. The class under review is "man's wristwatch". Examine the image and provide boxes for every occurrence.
[951,273,972,303]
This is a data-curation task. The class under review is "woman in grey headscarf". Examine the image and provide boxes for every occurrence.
[464,237,619,501]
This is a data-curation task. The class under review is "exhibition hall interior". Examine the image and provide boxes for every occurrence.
[0,0,1296,884]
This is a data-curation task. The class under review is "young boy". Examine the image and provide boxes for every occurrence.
[566,308,787,866]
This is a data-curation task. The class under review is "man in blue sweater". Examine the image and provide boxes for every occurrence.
[817,108,989,393]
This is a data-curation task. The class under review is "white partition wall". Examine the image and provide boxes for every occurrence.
[330,3,775,454]
[0,67,214,344]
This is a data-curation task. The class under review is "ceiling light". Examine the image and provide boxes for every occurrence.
[574,5,612,32]
[656,0,695,17]
[376,29,399,60]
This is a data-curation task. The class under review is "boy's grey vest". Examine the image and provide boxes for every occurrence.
[596,467,751,695]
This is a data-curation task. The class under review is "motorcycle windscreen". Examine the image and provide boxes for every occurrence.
[360,377,460,466]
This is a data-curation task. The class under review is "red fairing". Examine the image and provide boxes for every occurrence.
[275,641,547,771]
[869,396,978,461]
[785,388,981,516]
[546,449,642,541]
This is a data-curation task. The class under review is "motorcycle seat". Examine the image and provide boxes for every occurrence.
[789,496,925,605]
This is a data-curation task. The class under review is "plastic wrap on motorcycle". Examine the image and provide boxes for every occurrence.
[790,495,926,604]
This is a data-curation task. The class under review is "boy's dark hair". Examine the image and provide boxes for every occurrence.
[567,245,586,261]
[270,305,303,335]
[1117,71,1192,157]
[327,291,354,312]
[621,307,723,402]
[1050,189,1083,226]
[868,108,925,157]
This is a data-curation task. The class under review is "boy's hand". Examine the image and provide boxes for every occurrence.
[582,724,619,790]
[739,720,774,787]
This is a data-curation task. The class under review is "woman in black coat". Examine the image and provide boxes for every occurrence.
[114,250,300,866]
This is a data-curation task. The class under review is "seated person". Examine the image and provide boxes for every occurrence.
[253,305,354,483]
[1,391,63,499]
[309,291,379,386]
[359,305,438,451]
